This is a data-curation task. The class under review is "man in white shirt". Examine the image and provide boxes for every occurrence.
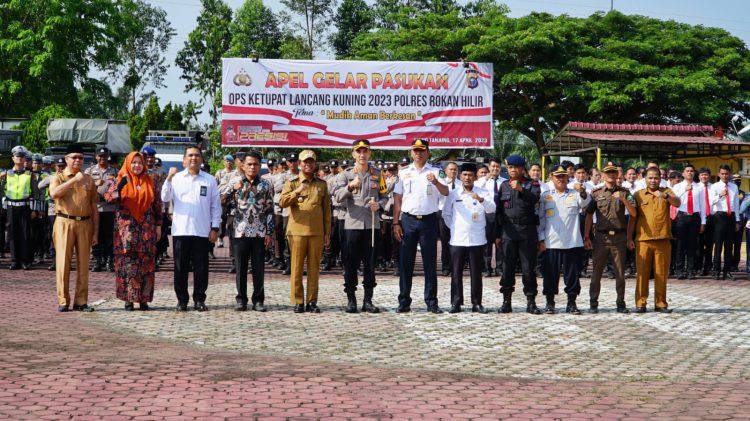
[161,146,222,311]
[392,139,449,314]
[539,165,590,315]
[442,163,495,314]
[634,161,669,192]
[671,164,706,279]
[709,164,741,279]
[439,162,459,276]
[695,167,714,275]
[621,167,637,194]
[475,157,506,277]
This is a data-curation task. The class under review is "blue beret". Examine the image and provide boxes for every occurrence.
[505,154,526,167]
[224,155,233,161]
[140,147,156,156]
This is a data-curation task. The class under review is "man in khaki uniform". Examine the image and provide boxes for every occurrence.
[280,150,331,313]
[629,167,681,313]
[49,144,99,312]
[584,164,636,314]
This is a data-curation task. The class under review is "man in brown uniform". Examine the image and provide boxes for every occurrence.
[280,150,332,313]
[584,164,636,314]
[49,144,99,312]
[629,167,681,313]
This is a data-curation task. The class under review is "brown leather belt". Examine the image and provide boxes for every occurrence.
[56,212,91,221]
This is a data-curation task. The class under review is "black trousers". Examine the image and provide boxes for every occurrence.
[156,220,170,257]
[673,212,700,275]
[484,214,501,271]
[8,205,31,265]
[233,237,265,304]
[343,229,377,293]
[438,211,451,271]
[543,247,583,297]
[93,211,115,261]
[500,227,538,296]
[173,236,210,305]
[46,215,55,256]
[273,214,285,260]
[712,212,735,273]
[0,209,6,253]
[450,245,484,306]
[697,215,714,273]
[379,219,393,264]
[324,216,341,264]
[731,217,746,269]
[30,214,46,259]
[398,213,439,307]
[336,219,346,263]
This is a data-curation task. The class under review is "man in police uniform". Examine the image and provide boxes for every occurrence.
[39,157,65,270]
[334,140,388,313]
[393,139,449,314]
[84,147,117,271]
[279,150,331,313]
[494,155,542,314]
[323,159,341,271]
[584,164,636,313]
[29,153,49,264]
[1,146,40,269]
[274,152,300,275]
[539,165,590,315]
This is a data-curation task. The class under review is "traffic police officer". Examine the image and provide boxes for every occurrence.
[584,164,636,313]
[334,139,388,313]
[494,154,542,314]
[2,146,39,269]
[392,139,449,314]
[538,165,590,315]
[85,147,117,271]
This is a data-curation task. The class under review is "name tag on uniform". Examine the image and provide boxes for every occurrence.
[472,211,479,221]
[200,185,207,196]
[544,195,554,202]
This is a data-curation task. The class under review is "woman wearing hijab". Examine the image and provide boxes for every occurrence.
[105,152,163,310]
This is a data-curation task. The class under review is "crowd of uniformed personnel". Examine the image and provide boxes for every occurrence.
[2,139,748,314]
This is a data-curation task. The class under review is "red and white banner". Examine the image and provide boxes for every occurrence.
[221,59,493,149]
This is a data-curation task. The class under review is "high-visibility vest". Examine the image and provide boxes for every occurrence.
[5,171,31,200]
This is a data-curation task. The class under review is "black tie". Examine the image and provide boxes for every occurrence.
[493,178,498,195]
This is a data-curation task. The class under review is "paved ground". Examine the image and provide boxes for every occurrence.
[2,249,750,419]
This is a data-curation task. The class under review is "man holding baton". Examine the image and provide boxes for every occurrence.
[335,140,388,313]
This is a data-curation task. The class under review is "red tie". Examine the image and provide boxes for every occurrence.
[705,187,711,215]
[726,186,731,213]
[687,185,694,214]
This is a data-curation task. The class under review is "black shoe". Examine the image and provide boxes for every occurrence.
[499,293,512,313]
[306,302,321,313]
[176,303,188,312]
[688,272,697,280]
[566,297,581,315]
[22,263,31,270]
[345,294,358,313]
[635,306,647,313]
[543,295,555,314]
[252,302,267,312]
[124,302,134,311]
[57,306,69,312]
[677,273,687,280]
[714,272,723,280]
[441,269,450,276]
[73,304,94,312]
[654,307,673,313]
[700,269,710,276]
[361,301,380,313]
[235,299,247,311]
[293,304,305,313]
[228,265,236,274]
[106,260,114,272]
[427,304,443,314]
[393,269,400,277]
[616,306,630,314]
[139,303,150,311]
[484,269,493,277]
[526,296,542,315]
[8,263,20,270]
[448,305,461,314]
[92,260,102,272]
[47,264,55,271]
[322,261,333,271]
[396,305,411,313]
[282,267,291,275]
[725,271,734,280]
[472,304,488,314]
[494,268,502,276]
[589,304,599,314]
[209,252,216,259]
[194,302,208,312]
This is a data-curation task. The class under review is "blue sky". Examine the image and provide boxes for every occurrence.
[140,0,750,124]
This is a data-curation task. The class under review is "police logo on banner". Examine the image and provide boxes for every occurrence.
[233,69,252,87]
[466,69,479,89]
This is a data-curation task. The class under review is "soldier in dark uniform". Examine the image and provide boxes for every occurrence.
[584,164,636,313]
[494,154,543,314]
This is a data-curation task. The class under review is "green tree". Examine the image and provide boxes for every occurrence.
[19,104,74,152]
[176,0,233,125]
[330,0,373,58]
[228,0,283,58]
[0,0,138,116]
[110,0,175,113]
[162,102,186,130]
[131,96,163,150]
[77,78,128,120]
[279,0,336,58]
[279,33,313,59]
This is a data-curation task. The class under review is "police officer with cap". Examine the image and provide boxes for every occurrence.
[335,139,389,313]
[85,146,118,271]
[1,146,39,269]
[393,139,449,313]
[30,153,48,263]
[494,154,543,314]
[322,159,341,270]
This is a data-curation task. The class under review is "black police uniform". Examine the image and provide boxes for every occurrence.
[495,177,541,310]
